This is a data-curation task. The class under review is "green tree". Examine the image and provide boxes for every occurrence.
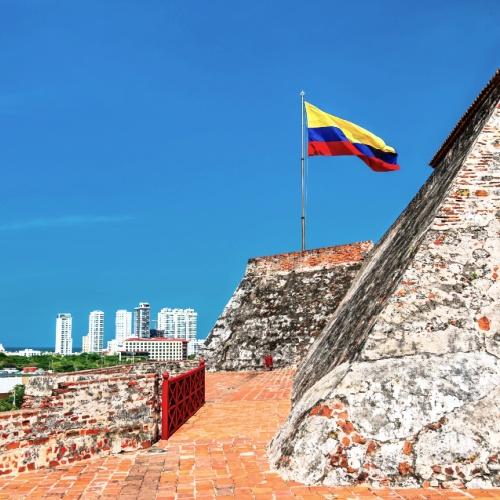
[0,385,25,412]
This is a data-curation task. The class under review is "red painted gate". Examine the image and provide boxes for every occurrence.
[161,360,206,440]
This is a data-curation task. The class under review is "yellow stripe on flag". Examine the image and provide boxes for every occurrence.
[305,102,396,154]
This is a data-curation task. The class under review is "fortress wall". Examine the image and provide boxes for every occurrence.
[269,74,500,488]
[292,89,500,401]
[247,243,372,274]
[0,361,196,476]
[204,242,373,371]
[21,360,196,406]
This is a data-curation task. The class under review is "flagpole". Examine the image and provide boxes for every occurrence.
[300,90,306,252]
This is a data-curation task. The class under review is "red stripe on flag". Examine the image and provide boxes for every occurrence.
[308,141,400,172]
[308,140,359,157]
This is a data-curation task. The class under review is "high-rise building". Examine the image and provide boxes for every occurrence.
[115,310,132,346]
[157,308,197,342]
[82,335,90,353]
[55,313,72,355]
[157,308,174,336]
[134,302,150,338]
[87,310,104,353]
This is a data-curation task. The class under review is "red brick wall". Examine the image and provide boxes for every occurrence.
[433,109,500,229]
[0,361,196,476]
[248,242,373,274]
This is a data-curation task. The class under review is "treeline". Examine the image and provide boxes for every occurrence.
[0,385,24,412]
[0,352,139,373]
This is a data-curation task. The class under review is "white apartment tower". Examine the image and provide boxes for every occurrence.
[134,302,150,338]
[157,308,174,336]
[157,308,197,342]
[87,310,104,353]
[115,309,132,345]
[55,313,72,355]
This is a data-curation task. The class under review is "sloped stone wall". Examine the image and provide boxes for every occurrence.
[204,242,373,371]
[269,79,499,488]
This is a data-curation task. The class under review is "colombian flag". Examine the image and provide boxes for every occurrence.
[305,102,399,172]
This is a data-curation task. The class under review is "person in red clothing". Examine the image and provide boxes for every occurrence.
[263,354,273,371]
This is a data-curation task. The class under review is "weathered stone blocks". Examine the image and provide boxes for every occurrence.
[0,361,197,476]
[269,73,500,487]
[204,242,373,370]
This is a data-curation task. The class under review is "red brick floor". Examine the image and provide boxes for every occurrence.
[0,370,498,499]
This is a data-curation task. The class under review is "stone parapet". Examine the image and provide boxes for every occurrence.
[22,360,196,405]
[247,242,372,274]
[0,361,197,476]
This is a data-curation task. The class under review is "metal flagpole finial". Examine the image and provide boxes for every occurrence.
[300,90,305,97]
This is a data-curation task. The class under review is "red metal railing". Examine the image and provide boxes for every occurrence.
[161,360,206,440]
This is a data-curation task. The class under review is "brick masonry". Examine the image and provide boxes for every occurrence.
[2,370,497,499]
[204,242,373,370]
[269,75,499,487]
[0,361,196,476]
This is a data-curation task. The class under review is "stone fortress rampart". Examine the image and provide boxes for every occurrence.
[268,70,500,488]
[204,242,373,370]
[0,361,196,476]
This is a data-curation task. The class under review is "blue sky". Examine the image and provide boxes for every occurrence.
[0,0,498,348]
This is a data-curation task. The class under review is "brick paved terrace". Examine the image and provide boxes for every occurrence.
[0,370,498,499]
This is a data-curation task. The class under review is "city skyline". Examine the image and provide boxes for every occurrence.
[49,303,201,351]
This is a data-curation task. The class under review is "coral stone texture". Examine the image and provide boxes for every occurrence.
[269,71,500,488]
[0,361,196,476]
[204,242,373,370]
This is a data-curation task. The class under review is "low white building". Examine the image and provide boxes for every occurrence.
[106,339,120,355]
[123,337,188,361]
[4,349,42,357]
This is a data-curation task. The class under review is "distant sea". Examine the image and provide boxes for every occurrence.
[3,347,82,353]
